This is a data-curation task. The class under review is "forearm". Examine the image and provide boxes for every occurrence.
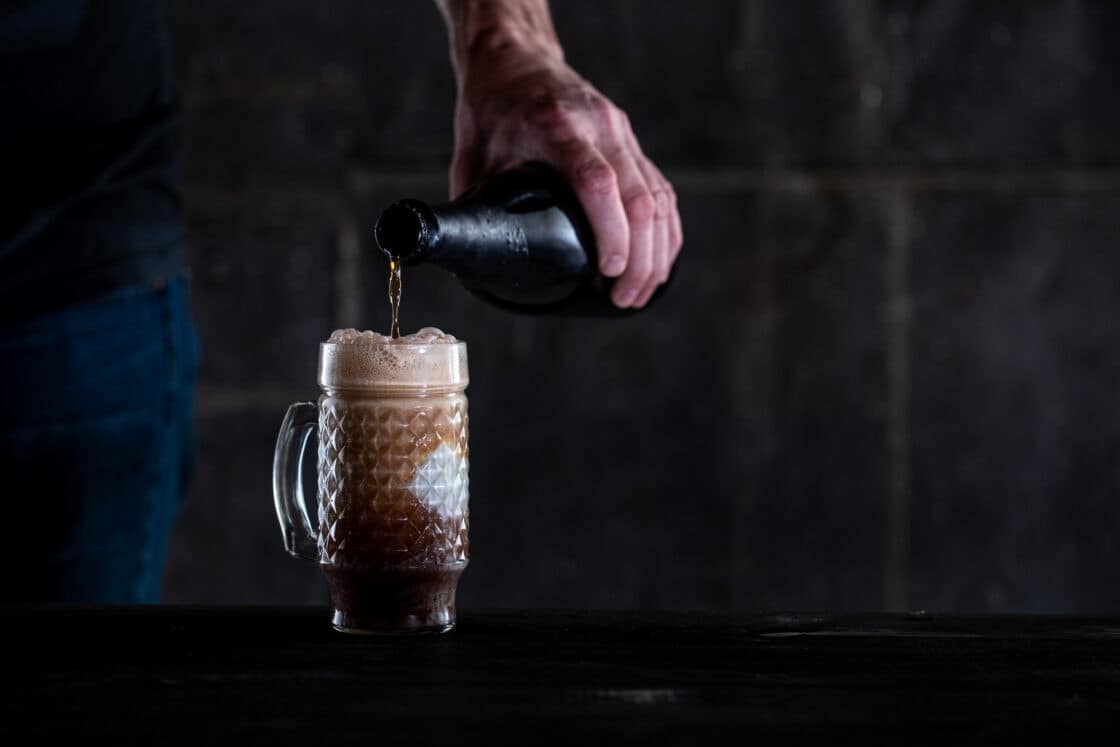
[435,0,564,83]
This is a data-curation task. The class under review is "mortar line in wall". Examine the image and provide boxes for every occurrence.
[667,169,1120,193]
[225,167,1120,194]
[884,190,913,612]
[195,385,311,417]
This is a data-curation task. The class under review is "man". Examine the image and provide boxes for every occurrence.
[0,0,682,602]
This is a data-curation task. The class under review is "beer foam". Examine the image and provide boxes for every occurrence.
[320,327,467,391]
[328,327,459,345]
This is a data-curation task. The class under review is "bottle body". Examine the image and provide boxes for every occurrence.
[374,163,669,316]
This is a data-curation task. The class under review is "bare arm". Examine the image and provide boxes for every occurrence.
[435,0,682,308]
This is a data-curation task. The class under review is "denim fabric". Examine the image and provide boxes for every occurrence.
[0,276,197,602]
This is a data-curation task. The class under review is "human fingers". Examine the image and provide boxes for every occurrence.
[599,143,656,307]
[549,137,631,282]
[630,153,673,307]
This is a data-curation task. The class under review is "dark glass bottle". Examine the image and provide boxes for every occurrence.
[374,162,672,316]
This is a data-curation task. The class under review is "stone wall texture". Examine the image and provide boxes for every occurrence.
[165,1,1120,613]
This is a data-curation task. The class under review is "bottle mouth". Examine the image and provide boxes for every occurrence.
[375,200,431,261]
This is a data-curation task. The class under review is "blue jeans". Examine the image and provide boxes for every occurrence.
[0,277,198,602]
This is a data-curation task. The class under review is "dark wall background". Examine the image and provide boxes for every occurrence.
[164,1,1120,613]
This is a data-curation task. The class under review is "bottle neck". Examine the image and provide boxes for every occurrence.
[376,197,535,274]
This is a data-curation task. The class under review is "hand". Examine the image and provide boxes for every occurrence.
[449,39,683,308]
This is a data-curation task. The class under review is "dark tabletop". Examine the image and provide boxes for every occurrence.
[3,607,1120,742]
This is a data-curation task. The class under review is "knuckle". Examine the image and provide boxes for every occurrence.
[665,183,678,207]
[616,109,632,131]
[624,191,657,224]
[529,98,579,138]
[590,95,614,122]
[611,109,632,141]
[586,96,626,139]
[574,159,617,195]
[649,187,671,218]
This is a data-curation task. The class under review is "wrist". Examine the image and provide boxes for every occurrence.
[441,1,564,84]
[471,25,563,66]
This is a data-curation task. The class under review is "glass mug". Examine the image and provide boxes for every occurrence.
[273,330,469,634]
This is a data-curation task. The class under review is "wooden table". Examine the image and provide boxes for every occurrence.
[3,607,1119,741]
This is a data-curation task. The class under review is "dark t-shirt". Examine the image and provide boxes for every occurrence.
[0,0,183,322]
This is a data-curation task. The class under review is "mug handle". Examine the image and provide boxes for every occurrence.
[272,402,319,561]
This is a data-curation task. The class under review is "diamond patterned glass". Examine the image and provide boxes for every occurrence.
[317,393,469,571]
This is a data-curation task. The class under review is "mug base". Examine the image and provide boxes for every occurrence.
[331,619,455,636]
[323,563,464,637]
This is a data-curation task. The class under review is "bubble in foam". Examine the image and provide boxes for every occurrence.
[328,327,458,345]
[328,328,389,345]
[320,327,467,391]
[407,327,459,344]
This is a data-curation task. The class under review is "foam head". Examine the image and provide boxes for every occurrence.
[319,327,468,392]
